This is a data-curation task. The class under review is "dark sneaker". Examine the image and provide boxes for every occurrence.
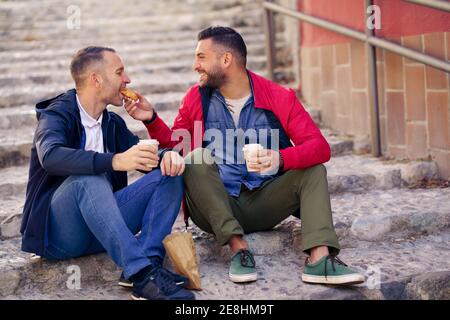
[118,270,188,288]
[302,255,365,285]
[131,266,195,300]
[118,273,133,288]
[229,249,257,283]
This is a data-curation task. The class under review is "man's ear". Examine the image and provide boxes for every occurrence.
[222,52,233,68]
[91,72,103,88]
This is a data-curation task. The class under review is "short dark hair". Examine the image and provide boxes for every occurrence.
[198,26,247,67]
[70,46,115,87]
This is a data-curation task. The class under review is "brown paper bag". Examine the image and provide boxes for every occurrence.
[163,232,202,290]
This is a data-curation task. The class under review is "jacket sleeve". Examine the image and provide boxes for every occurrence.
[279,92,331,170]
[144,92,193,150]
[35,111,114,176]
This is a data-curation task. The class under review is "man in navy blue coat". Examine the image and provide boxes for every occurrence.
[21,46,194,300]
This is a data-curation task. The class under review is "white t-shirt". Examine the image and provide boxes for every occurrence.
[76,94,104,153]
[224,94,251,127]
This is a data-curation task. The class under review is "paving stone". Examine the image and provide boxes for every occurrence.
[405,271,450,300]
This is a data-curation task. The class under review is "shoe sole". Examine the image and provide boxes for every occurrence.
[120,281,185,288]
[130,294,195,300]
[229,272,258,283]
[301,273,365,285]
[118,281,134,288]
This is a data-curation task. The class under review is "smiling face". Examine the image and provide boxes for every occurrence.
[96,51,131,106]
[192,38,227,88]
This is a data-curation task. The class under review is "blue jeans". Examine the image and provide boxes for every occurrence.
[43,170,183,279]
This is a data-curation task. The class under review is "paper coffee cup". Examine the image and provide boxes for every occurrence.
[138,139,159,148]
[242,143,263,172]
[138,139,159,168]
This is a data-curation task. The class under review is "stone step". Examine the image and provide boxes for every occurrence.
[0,197,24,240]
[0,101,189,131]
[0,27,253,53]
[331,187,450,243]
[0,165,28,198]
[0,0,262,23]
[1,0,263,27]
[0,52,295,95]
[0,164,28,240]
[0,40,274,75]
[0,26,262,52]
[1,203,449,299]
[0,45,290,91]
[0,1,262,31]
[0,105,37,130]
[0,75,193,110]
[1,5,263,42]
[0,33,278,65]
[0,128,34,168]
[0,66,297,111]
[0,71,299,131]
[326,154,440,192]
[0,58,273,108]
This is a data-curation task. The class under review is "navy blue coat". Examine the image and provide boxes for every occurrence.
[21,89,164,255]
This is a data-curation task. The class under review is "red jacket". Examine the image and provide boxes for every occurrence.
[145,70,330,171]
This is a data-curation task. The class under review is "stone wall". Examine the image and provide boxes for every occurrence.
[300,32,450,179]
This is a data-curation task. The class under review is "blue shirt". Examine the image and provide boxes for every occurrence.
[203,89,281,197]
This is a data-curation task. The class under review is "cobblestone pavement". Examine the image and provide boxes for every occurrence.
[0,0,448,300]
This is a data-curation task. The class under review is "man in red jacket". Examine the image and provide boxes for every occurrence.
[124,26,364,286]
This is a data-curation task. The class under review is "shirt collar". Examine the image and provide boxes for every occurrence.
[212,89,254,107]
[76,94,103,128]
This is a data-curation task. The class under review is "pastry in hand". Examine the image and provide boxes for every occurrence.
[120,87,139,101]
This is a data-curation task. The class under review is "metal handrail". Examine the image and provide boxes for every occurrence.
[403,0,450,12]
[263,1,450,73]
[263,0,449,157]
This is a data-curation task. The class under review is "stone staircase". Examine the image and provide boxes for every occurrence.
[0,0,449,300]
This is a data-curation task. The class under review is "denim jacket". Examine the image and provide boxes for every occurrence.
[203,88,292,197]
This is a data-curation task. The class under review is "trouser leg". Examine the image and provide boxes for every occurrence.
[233,165,340,255]
[184,148,244,245]
[114,170,183,259]
[44,172,182,279]
[184,148,340,255]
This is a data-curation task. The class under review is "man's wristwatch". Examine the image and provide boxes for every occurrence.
[143,111,157,125]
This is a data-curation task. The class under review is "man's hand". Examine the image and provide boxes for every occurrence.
[112,144,159,172]
[160,151,185,176]
[248,149,282,176]
[123,91,154,122]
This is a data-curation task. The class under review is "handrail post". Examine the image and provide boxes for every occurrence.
[263,0,276,81]
[366,0,382,157]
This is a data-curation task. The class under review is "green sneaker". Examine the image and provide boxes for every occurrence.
[302,255,365,285]
[229,249,257,283]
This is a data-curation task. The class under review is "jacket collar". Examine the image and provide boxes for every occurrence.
[36,88,110,124]
[207,70,270,111]
[247,70,272,111]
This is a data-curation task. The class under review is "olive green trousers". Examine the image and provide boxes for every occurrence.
[183,148,340,255]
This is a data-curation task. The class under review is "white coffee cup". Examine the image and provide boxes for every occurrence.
[138,139,159,168]
[242,143,263,172]
[138,139,159,149]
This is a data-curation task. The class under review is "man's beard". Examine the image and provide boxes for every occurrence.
[201,64,226,88]
[102,77,123,106]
